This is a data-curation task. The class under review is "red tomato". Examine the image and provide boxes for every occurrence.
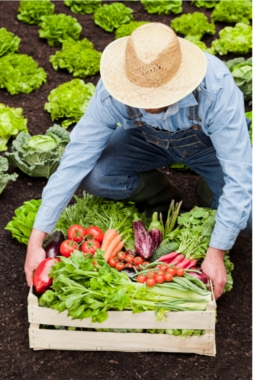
[125,254,135,263]
[108,257,118,267]
[86,226,104,243]
[156,269,165,276]
[176,268,185,277]
[117,251,126,261]
[155,274,165,284]
[67,224,87,243]
[134,256,144,265]
[125,263,134,268]
[115,262,126,271]
[164,272,173,282]
[141,261,150,267]
[161,264,168,272]
[167,267,177,276]
[146,271,156,279]
[81,239,100,255]
[60,240,79,258]
[137,275,147,283]
[146,278,156,287]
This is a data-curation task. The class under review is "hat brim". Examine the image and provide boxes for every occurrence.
[100,36,207,109]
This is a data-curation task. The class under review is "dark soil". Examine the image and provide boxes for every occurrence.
[0,1,252,379]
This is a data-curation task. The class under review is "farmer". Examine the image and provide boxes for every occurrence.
[24,23,252,299]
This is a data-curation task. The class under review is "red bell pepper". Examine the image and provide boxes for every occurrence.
[33,257,60,294]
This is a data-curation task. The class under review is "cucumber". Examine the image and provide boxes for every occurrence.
[150,241,179,262]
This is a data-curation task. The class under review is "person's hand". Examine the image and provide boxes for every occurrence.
[201,246,227,300]
[24,228,48,287]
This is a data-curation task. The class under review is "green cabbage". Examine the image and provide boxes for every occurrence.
[5,124,70,178]
[44,79,96,128]
[0,53,47,95]
[211,23,252,55]
[0,28,20,57]
[49,38,101,79]
[93,2,134,32]
[171,12,215,42]
[64,0,102,14]
[0,103,28,152]
[225,57,252,103]
[211,0,252,24]
[17,0,55,24]
[191,1,219,9]
[141,0,182,15]
[0,156,18,195]
[115,21,150,39]
[38,13,82,46]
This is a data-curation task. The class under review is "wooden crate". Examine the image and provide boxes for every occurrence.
[28,286,216,356]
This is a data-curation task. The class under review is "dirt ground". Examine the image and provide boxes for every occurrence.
[0,1,252,379]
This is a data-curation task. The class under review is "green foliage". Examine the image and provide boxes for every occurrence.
[0,156,18,195]
[44,79,96,128]
[0,28,20,57]
[171,12,215,42]
[211,0,252,24]
[115,21,150,39]
[141,0,182,15]
[225,57,252,103]
[50,38,101,79]
[245,111,252,143]
[38,13,82,46]
[192,40,215,55]
[0,103,28,151]
[211,23,252,55]
[93,2,134,32]
[5,125,70,178]
[5,199,42,244]
[17,0,55,24]
[0,53,47,95]
[191,0,219,9]
[64,0,102,14]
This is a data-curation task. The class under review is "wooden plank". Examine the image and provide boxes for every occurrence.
[29,328,216,356]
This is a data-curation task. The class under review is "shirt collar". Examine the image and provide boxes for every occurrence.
[164,91,198,118]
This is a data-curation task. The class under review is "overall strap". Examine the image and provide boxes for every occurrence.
[126,106,143,121]
[188,88,202,124]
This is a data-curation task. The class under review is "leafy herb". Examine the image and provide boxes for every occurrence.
[17,0,55,25]
[191,0,219,9]
[0,156,18,195]
[44,79,96,128]
[93,2,134,32]
[5,124,70,178]
[50,38,101,79]
[148,328,205,337]
[0,28,20,57]
[171,12,215,42]
[115,21,150,39]
[225,57,252,104]
[64,0,102,14]
[5,199,42,244]
[0,53,47,95]
[0,103,28,151]
[38,13,82,46]
[141,0,182,15]
[211,23,252,55]
[211,0,252,25]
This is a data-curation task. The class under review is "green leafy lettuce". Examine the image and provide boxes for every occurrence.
[225,57,252,104]
[5,199,42,244]
[211,23,252,55]
[0,28,20,57]
[115,21,150,39]
[191,1,219,9]
[0,53,47,95]
[171,12,215,42]
[38,13,82,46]
[0,103,28,151]
[93,2,134,32]
[5,124,70,178]
[64,0,102,14]
[245,111,252,143]
[211,0,252,24]
[0,156,18,195]
[192,40,215,55]
[141,0,182,15]
[49,38,101,79]
[44,79,96,128]
[17,0,55,24]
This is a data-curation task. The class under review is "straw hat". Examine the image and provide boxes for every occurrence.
[100,23,207,109]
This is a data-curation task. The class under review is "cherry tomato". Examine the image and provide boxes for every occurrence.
[67,224,87,243]
[146,271,156,279]
[156,269,166,276]
[81,239,100,255]
[167,267,177,276]
[137,275,147,283]
[108,257,118,267]
[141,261,150,267]
[161,264,168,272]
[86,226,104,243]
[164,272,173,282]
[125,254,135,263]
[125,263,134,268]
[134,256,144,265]
[115,262,126,271]
[156,264,163,269]
[176,268,185,277]
[59,240,79,258]
[155,274,165,284]
[117,251,126,261]
[146,278,156,287]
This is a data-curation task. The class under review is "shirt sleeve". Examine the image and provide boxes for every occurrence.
[204,69,252,250]
[34,80,118,233]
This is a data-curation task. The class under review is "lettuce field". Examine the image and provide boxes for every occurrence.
[0,1,252,379]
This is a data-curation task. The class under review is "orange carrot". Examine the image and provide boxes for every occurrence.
[104,234,122,262]
[100,229,118,252]
[110,241,125,259]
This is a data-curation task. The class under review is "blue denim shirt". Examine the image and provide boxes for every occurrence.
[34,53,252,250]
